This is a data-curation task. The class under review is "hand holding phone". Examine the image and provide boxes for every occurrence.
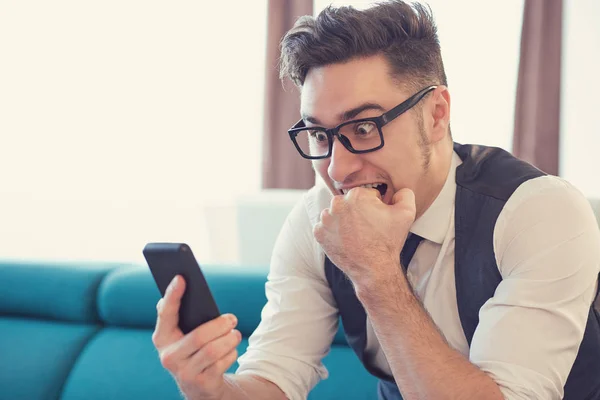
[143,242,220,334]
[146,243,243,399]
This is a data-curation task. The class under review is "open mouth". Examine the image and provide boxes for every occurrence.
[341,183,388,198]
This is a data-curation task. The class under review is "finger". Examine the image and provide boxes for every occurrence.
[189,329,242,375]
[153,275,186,348]
[320,208,333,225]
[371,187,382,201]
[392,188,415,207]
[330,195,345,214]
[313,221,325,244]
[167,314,238,361]
[345,186,380,202]
[201,348,239,382]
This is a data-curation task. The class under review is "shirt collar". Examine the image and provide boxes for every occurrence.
[410,151,461,244]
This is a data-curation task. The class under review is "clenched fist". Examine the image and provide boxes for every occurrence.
[313,187,417,287]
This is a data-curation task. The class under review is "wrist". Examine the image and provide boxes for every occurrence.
[180,376,226,400]
[354,258,408,303]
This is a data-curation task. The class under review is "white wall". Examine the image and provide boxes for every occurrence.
[0,1,267,263]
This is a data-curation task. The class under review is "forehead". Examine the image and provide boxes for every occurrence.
[300,55,403,124]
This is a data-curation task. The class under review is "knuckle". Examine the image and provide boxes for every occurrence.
[156,303,169,318]
[194,371,209,387]
[320,211,330,225]
[319,208,329,221]
[211,350,237,375]
[222,349,238,369]
[151,331,161,347]
[203,343,218,361]
[179,368,198,385]
[194,329,209,348]
[227,331,239,347]
[177,370,193,386]
[159,351,176,371]
[330,197,344,212]
[220,315,234,331]
[313,224,323,242]
[352,187,366,199]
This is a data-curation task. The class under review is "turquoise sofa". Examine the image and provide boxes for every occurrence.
[0,260,378,400]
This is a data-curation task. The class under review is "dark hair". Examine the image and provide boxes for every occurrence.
[279,1,447,91]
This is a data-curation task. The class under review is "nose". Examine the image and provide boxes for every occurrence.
[327,135,363,184]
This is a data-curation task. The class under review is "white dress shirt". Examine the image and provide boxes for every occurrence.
[236,151,600,400]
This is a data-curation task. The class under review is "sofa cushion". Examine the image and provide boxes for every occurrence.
[60,327,251,400]
[61,328,181,400]
[0,260,121,323]
[0,317,99,400]
[60,324,375,400]
[312,346,378,399]
[98,265,269,336]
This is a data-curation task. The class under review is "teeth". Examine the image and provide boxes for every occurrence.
[340,183,383,195]
[362,183,379,189]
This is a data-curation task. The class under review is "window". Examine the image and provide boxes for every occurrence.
[0,1,267,262]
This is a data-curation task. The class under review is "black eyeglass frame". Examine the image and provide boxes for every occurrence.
[288,85,438,160]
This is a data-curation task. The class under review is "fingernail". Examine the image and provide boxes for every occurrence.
[227,314,237,326]
[169,276,179,291]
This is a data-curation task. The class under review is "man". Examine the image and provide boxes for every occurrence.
[152,2,600,399]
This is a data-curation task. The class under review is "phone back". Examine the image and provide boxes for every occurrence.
[143,242,220,334]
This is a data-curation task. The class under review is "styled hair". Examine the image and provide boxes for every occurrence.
[279,1,447,91]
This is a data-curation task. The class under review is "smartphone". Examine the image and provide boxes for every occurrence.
[143,242,220,334]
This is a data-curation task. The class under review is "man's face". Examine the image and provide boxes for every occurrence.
[301,54,442,209]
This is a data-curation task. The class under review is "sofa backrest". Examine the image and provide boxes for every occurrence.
[0,261,122,400]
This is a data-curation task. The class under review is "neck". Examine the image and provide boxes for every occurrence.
[414,139,453,220]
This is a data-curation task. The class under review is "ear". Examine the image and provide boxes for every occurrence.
[429,86,451,144]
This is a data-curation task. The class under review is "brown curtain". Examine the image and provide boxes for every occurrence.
[513,0,563,176]
[262,0,315,189]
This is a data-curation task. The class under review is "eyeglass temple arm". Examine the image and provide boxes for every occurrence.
[381,85,438,125]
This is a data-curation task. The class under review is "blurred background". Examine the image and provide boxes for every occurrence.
[0,0,598,265]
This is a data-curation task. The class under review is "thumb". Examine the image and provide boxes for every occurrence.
[153,275,186,348]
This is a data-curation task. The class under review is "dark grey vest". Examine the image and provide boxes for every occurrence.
[324,143,600,400]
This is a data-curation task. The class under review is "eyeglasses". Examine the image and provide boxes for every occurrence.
[288,85,437,160]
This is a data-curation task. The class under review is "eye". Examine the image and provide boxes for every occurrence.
[355,122,377,136]
[309,130,328,142]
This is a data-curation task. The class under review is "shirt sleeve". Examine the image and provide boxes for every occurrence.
[235,187,339,400]
[469,176,600,400]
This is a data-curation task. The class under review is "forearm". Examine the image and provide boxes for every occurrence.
[356,270,504,400]
[220,373,287,400]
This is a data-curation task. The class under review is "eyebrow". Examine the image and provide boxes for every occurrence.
[302,102,386,126]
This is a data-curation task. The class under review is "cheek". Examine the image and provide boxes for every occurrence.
[373,143,422,185]
[312,159,338,193]
[312,159,330,179]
